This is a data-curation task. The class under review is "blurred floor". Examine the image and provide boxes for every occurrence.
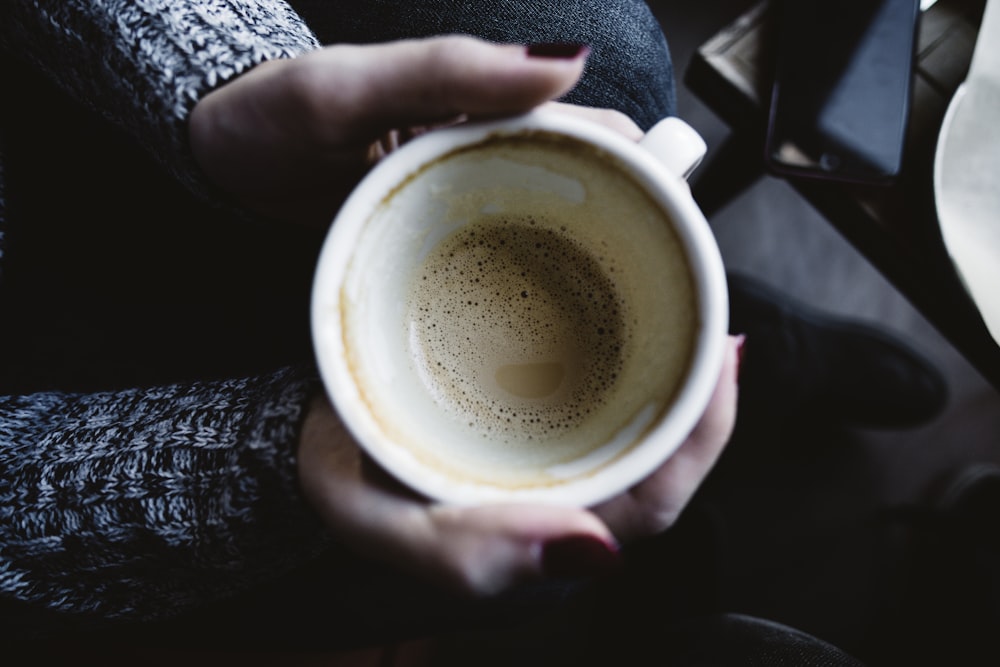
[645,1,1000,664]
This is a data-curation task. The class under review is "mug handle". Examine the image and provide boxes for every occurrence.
[639,116,707,181]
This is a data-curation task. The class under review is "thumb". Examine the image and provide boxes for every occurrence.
[337,36,590,135]
[424,503,620,596]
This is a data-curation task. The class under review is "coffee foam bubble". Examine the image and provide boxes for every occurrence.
[338,132,699,486]
[408,214,631,443]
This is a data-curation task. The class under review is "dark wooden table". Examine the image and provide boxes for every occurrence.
[684,0,1000,393]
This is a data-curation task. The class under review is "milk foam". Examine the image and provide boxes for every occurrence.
[341,133,699,484]
[407,214,631,442]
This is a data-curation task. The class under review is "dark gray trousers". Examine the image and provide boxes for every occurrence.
[286,0,678,129]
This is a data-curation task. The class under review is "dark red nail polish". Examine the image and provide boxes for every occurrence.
[542,535,621,578]
[527,42,590,59]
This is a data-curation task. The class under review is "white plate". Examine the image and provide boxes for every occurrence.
[933,0,1000,347]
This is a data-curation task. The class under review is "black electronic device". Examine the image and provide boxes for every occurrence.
[764,0,922,185]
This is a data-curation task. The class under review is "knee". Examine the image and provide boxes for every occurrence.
[289,0,676,129]
[557,0,677,128]
[491,0,677,127]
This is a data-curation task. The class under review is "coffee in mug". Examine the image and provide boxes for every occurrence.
[312,109,727,506]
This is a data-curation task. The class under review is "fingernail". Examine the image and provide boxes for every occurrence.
[734,334,747,380]
[526,42,591,59]
[542,534,621,578]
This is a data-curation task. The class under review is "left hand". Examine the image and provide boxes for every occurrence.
[296,335,740,596]
[189,36,636,226]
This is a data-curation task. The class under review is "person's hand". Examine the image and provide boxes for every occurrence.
[591,336,744,543]
[212,32,739,594]
[296,336,740,596]
[189,36,634,227]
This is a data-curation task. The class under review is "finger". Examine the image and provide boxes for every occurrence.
[319,36,589,137]
[683,333,741,453]
[425,503,619,595]
[298,398,620,597]
[593,335,741,540]
[540,101,644,142]
[317,471,620,596]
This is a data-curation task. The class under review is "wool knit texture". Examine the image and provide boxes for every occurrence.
[0,0,332,623]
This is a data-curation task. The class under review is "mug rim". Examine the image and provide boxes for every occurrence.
[311,108,728,507]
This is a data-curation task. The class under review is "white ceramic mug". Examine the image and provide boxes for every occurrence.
[311,108,728,507]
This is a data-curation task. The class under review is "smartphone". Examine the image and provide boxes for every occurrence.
[764,0,921,185]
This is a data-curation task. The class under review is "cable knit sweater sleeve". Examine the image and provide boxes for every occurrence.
[0,2,334,623]
[0,368,331,622]
[0,0,321,202]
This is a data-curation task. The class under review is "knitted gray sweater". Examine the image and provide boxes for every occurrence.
[0,0,335,623]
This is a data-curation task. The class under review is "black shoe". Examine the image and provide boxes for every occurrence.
[727,273,948,429]
[931,463,1000,547]
[904,464,1000,663]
